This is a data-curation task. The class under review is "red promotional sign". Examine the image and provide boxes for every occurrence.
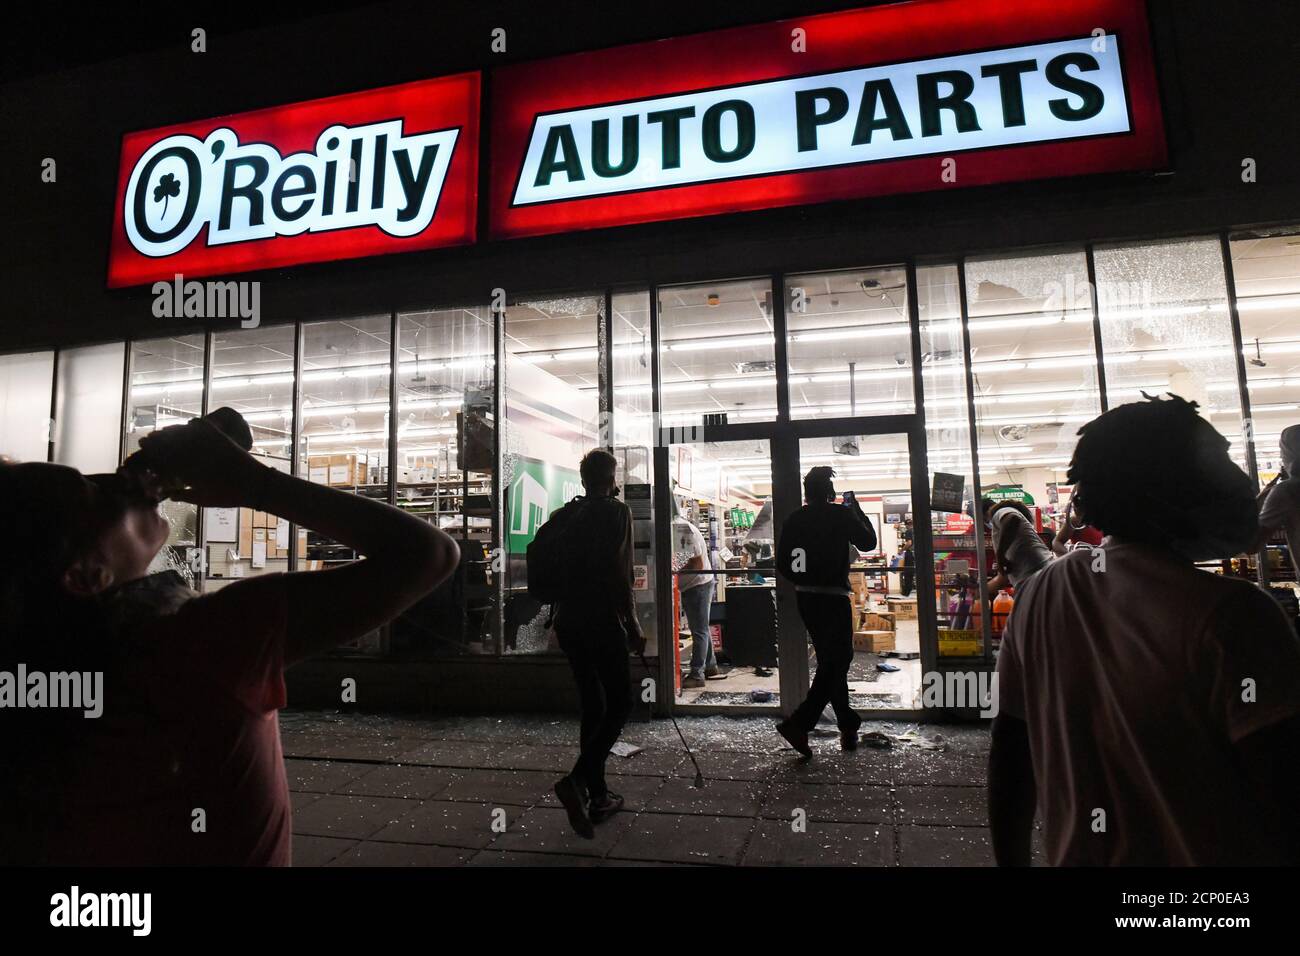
[107,72,479,288]
[489,0,1165,240]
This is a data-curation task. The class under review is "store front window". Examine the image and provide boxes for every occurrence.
[965,250,1102,636]
[785,266,913,419]
[52,342,125,474]
[0,350,54,464]
[298,314,393,653]
[204,324,297,593]
[392,305,497,657]
[1228,229,1300,482]
[1095,237,1247,468]
[501,294,601,655]
[658,277,777,427]
[5,229,1289,706]
[126,336,207,587]
[917,262,990,659]
[611,290,657,656]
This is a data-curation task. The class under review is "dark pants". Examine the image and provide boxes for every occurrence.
[557,626,631,800]
[789,592,860,734]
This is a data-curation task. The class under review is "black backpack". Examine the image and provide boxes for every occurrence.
[526,496,587,604]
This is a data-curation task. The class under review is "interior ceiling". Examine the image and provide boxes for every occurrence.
[122,236,1300,467]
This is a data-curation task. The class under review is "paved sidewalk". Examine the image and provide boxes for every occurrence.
[283,709,1039,866]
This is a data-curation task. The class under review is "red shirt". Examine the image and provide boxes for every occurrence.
[51,574,291,866]
[1067,525,1104,548]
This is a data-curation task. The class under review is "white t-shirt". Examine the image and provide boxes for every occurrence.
[990,508,1054,586]
[997,540,1300,865]
[1260,477,1300,580]
[674,519,712,592]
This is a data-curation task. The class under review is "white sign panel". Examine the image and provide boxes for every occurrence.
[513,36,1130,206]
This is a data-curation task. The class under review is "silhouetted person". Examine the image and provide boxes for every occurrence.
[775,466,876,756]
[0,412,458,865]
[550,449,642,838]
[898,517,915,597]
[1253,423,1300,583]
[990,395,1300,865]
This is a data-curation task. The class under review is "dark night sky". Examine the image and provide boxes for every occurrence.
[2,1,390,83]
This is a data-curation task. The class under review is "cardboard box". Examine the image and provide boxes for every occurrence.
[325,453,368,487]
[238,511,253,557]
[853,630,896,653]
[887,597,919,620]
[308,455,330,485]
[863,611,896,632]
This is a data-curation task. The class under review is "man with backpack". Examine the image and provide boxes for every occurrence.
[774,466,876,756]
[528,448,642,838]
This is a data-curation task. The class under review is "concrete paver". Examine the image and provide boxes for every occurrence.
[283,709,996,866]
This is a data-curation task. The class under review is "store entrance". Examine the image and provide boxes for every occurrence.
[657,415,936,716]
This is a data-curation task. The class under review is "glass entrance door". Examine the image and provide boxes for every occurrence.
[659,416,935,716]
[662,436,781,711]
[794,431,927,715]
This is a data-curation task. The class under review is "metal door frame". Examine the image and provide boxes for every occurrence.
[654,412,937,718]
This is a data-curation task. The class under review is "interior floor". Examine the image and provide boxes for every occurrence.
[675,605,923,712]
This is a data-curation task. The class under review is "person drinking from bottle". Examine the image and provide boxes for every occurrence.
[0,410,458,865]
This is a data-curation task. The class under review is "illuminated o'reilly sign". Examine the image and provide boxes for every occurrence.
[108,73,480,288]
[125,122,458,257]
[514,37,1129,206]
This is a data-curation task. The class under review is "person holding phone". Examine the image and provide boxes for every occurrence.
[774,467,876,756]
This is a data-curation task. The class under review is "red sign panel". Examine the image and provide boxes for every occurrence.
[490,0,1165,239]
[108,72,480,288]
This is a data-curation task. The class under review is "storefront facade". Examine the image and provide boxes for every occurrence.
[3,0,1299,715]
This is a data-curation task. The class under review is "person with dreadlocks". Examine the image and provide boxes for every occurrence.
[0,412,458,865]
[989,394,1300,866]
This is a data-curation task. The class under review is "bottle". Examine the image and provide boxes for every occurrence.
[992,590,1014,636]
[120,406,254,498]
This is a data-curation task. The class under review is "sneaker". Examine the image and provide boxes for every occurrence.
[775,719,812,758]
[681,674,706,688]
[704,665,727,679]
[554,775,595,839]
[589,791,625,823]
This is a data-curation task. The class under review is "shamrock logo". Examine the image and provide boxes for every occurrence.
[153,172,181,216]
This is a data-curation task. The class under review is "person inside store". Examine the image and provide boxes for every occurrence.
[990,394,1300,866]
[897,517,916,597]
[548,449,643,839]
[673,496,723,688]
[0,411,459,865]
[983,498,1055,592]
[1050,497,1104,556]
[774,466,876,757]
[1252,423,1300,583]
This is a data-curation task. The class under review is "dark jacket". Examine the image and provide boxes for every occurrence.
[553,494,637,636]
[776,501,876,592]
